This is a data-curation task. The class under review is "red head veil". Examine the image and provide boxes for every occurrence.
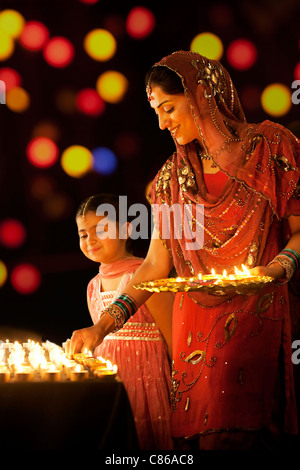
[147,51,300,292]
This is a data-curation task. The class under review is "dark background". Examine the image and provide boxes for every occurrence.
[0,0,299,351]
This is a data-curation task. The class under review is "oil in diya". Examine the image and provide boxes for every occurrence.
[93,359,118,380]
[14,365,34,382]
[70,364,89,381]
[0,364,10,382]
[41,363,61,382]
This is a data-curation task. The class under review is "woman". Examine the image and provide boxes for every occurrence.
[74,193,173,450]
[67,51,300,449]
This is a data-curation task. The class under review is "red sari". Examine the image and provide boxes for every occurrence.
[147,51,300,447]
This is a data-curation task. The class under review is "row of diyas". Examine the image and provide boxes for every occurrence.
[134,265,274,295]
[72,350,118,379]
[0,340,117,382]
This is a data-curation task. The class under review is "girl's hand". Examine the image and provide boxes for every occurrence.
[65,324,103,357]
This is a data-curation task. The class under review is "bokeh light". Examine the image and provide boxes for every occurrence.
[114,131,140,159]
[80,0,99,3]
[31,121,61,142]
[11,263,41,295]
[0,9,25,38]
[261,83,292,117]
[96,70,128,103]
[30,174,56,200]
[83,29,116,61]
[0,218,26,249]
[92,147,118,175]
[6,86,30,112]
[19,20,49,51]
[294,62,300,80]
[227,38,257,70]
[61,145,93,178]
[76,88,106,116]
[239,85,261,112]
[126,7,155,39]
[26,137,59,168]
[190,32,223,60]
[55,88,77,114]
[0,260,8,287]
[0,67,21,90]
[43,37,75,68]
[42,192,72,220]
[0,30,15,60]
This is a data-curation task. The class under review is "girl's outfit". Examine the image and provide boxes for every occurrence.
[87,257,173,450]
[147,51,300,448]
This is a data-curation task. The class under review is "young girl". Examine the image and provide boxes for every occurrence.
[75,193,173,450]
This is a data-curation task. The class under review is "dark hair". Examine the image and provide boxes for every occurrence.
[76,193,123,222]
[76,193,134,251]
[145,65,184,95]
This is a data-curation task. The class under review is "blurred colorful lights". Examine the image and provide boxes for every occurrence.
[43,37,75,68]
[61,145,93,178]
[0,218,26,249]
[76,88,106,116]
[0,260,8,287]
[0,30,15,60]
[92,147,118,175]
[84,29,117,61]
[11,263,41,295]
[6,86,30,112]
[190,32,223,60]
[0,9,25,38]
[26,137,59,168]
[126,7,155,39]
[96,70,128,103]
[261,83,292,117]
[227,39,257,70]
[0,67,21,91]
[19,20,49,51]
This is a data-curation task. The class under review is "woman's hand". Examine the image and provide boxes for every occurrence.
[249,263,285,281]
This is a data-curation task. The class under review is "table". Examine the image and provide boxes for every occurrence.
[0,379,139,449]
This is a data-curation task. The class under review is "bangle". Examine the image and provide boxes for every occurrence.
[101,294,138,331]
[280,248,300,271]
[267,248,300,283]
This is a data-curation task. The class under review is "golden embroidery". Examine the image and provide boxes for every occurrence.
[224,313,238,342]
[187,331,192,347]
[177,165,195,192]
[179,293,184,310]
[255,292,274,314]
[185,260,195,275]
[192,57,226,100]
[246,240,259,267]
[184,350,205,365]
[244,133,263,160]
[155,159,174,194]
[185,396,190,411]
[204,412,208,426]
[272,154,297,172]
